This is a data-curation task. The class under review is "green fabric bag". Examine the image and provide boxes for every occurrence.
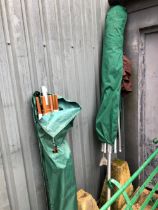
[96,6,127,145]
[32,92,81,210]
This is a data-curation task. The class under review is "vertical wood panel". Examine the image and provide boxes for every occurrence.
[0,0,109,209]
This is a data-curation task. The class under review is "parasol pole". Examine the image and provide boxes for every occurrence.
[107,144,112,210]
[118,109,122,153]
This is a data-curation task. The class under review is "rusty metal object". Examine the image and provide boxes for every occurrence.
[122,55,132,94]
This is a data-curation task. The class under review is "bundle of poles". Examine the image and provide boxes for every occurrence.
[35,86,59,119]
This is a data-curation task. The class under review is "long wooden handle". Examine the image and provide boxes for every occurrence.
[52,95,59,111]
[41,96,47,114]
[48,95,53,112]
[36,97,42,114]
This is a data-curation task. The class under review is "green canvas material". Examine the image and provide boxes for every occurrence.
[32,92,81,210]
[96,6,127,145]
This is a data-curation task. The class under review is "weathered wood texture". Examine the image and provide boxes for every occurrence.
[0,0,109,209]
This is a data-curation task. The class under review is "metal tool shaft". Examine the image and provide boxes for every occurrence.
[118,113,122,152]
[107,144,112,210]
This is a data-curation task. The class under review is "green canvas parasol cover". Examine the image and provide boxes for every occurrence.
[96,6,127,145]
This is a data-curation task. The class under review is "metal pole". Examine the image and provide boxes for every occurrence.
[107,144,112,210]
[118,112,122,153]
[104,143,107,153]
[101,143,107,153]
[114,138,117,154]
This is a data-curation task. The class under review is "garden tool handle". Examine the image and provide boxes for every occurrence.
[48,95,53,112]
[41,86,48,105]
[52,95,59,111]
[41,96,48,114]
[36,97,42,119]
[36,97,42,114]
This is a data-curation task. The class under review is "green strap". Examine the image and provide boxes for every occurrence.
[108,179,131,205]
[151,199,158,210]
[140,182,158,210]
[130,166,158,207]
